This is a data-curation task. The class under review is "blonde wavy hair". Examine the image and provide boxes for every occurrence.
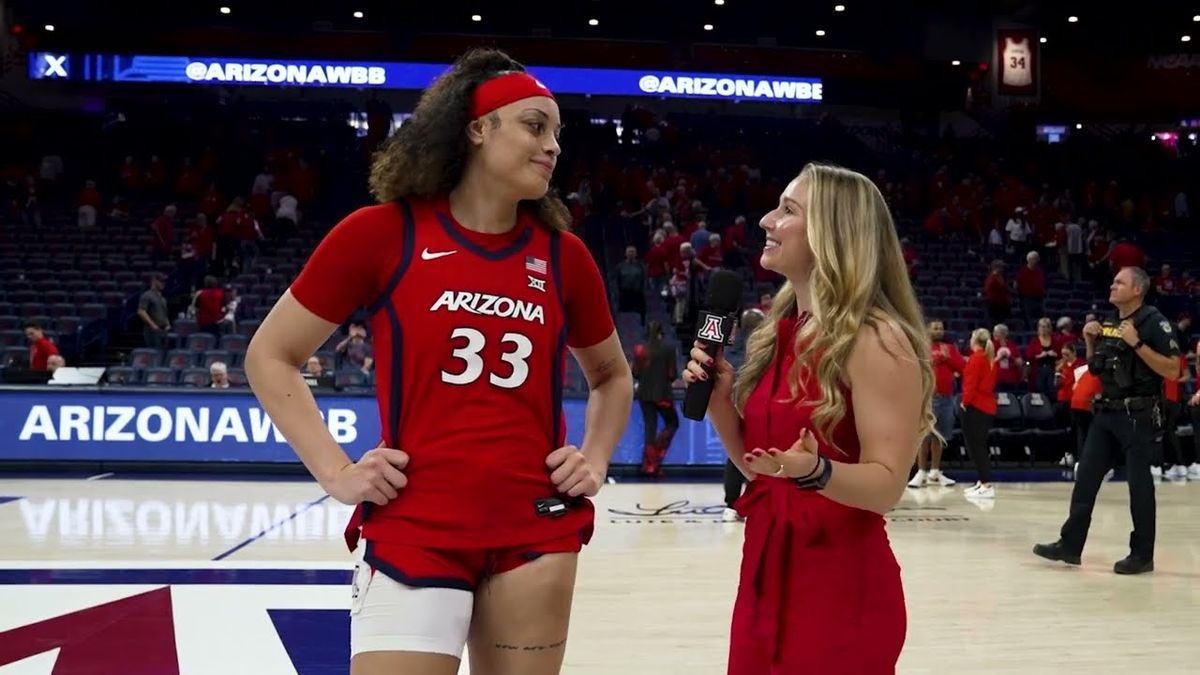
[733,163,937,448]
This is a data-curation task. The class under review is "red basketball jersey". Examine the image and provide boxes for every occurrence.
[290,196,614,554]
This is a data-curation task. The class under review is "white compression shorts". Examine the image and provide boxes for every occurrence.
[349,546,475,659]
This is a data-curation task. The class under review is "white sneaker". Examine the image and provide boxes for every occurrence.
[907,470,928,488]
[928,469,956,487]
[1188,463,1200,480]
[1151,466,1163,483]
[963,482,995,499]
[722,507,744,522]
[1166,465,1188,481]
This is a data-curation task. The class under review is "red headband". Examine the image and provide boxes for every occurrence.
[471,72,554,119]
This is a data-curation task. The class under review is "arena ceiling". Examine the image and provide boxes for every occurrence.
[7,1,1197,60]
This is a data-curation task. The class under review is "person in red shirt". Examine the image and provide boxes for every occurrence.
[1160,354,1190,479]
[192,276,227,336]
[1015,250,1046,323]
[1068,365,1102,468]
[1054,343,1084,434]
[1107,237,1145,275]
[992,324,1023,392]
[245,49,632,675]
[682,163,929,673]
[23,321,60,371]
[1026,318,1059,396]
[909,320,964,488]
[961,328,998,498]
[1153,263,1175,297]
[983,260,1011,325]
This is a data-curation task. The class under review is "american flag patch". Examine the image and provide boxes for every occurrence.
[525,255,547,275]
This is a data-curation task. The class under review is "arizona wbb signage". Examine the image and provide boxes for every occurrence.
[0,388,728,465]
[26,52,823,103]
[997,29,1038,96]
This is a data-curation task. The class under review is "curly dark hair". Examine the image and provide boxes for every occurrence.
[368,48,571,231]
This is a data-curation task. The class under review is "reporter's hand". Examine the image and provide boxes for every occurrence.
[324,446,409,506]
[742,429,821,478]
[682,340,735,411]
[547,445,605,497]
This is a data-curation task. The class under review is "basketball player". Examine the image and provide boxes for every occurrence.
[684,163,932,673]
[245,49,633,675]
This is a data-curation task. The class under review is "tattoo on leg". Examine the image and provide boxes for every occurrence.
[494,638,567,652]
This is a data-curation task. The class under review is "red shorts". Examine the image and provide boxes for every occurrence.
[361,528,587,591]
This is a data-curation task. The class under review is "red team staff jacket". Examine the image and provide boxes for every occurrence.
[289,195,615,561]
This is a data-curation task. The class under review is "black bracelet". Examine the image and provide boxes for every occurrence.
[794,456,832,491]
[791,456,822,481]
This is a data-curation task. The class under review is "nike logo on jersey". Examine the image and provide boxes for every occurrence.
[421,248,457,260]
[430,290,546,325]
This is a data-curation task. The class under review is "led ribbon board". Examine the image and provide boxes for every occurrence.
[28,52,823,103]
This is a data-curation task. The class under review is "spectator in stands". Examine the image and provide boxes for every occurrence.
[77,179,101,228]
[1026,318,1059,396]
[150,205,176,264]
[723,215,748,268]
[983,260,1011,326]
[336,322,374,376]
[986,222,1005,258]
[304,356,324,377]
[1066,217,1086,282]
[909,320,964,488]
[661,222,685,269]
[689,220,711,251]
[1106,235,1145,276]
[1056,316,1077,350]
[698,233,724,269]
[1006,207,1031,254]
[1015,251,1046,323]
[1153,263,1175,297]
[614,245,647,325]
[992,323,1023,393]
[644,231,668,298]
[218,287,240,334]
[274,192,300,241]
[45,354,65,374]
[237,206,265,274]
[23,321,59,372]
[961,328,998,499]
[137,273,171,350]
[1176,312,1194,347]
[216,198,245,277]
[209,361,231,389]
[193,276,227,336]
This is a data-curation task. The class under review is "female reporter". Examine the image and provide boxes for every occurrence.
[683,163,934,674]
[245,48,632,675]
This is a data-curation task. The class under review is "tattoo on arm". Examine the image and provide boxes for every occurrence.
[494,638,567,652]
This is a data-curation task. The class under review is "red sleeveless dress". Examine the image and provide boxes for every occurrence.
[728,315,907,674]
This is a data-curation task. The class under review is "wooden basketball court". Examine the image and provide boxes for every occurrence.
[0,474,1197,673]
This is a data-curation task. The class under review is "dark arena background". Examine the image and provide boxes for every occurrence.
[0,1,1197,673]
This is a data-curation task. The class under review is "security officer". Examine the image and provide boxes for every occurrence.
[1033,266,1182,575]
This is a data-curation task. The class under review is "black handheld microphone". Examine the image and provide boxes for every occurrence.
[682,269,744,420]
